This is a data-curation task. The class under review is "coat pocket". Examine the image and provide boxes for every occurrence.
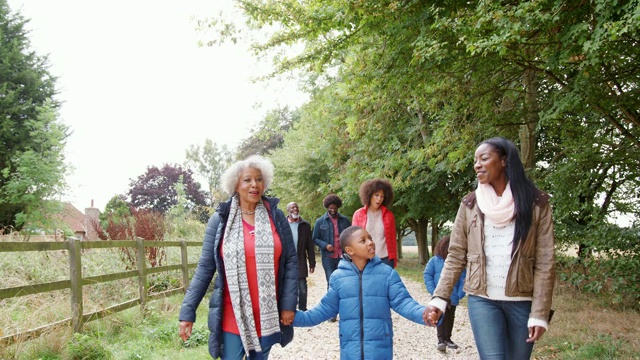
[466,254,482,290]
[320,225,330,238]
[516,256,535,293]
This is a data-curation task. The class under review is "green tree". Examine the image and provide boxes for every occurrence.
[98,195,134,240]
[184,139,232,208]
[224,0,640,260]
[165,178,206,240]
[0,1,67,232]
[236,106,300,159]
[269,87,349,219]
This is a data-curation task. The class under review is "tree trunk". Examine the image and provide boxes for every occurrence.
[407,217,430,265]
[430,220,439,256]
[520,66,539,173]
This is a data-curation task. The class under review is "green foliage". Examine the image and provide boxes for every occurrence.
[184,139,232,209]
[557,246,640,310]
[165,179,206,239]
[32,353,61,360]
[236,106,300,159]
[0,4,68,231]
[100,195,132,228]
[65,333,112,360]
[147,272,181,294]
[98,195,134,240]
[543,334,623,360]
[181,325,208,348]
[269,88,348,219]
[221,0,640,300]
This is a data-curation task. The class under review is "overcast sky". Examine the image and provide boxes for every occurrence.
[7,0,307,211]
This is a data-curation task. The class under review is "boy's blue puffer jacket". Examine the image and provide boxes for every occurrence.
[294,256,425,360]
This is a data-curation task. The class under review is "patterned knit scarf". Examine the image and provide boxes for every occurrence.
[475,182,515,227]
[222,195,279,354]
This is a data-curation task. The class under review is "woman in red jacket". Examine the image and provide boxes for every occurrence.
[351,178,398,268]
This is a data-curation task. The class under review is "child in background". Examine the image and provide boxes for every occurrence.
[294,226,429,360]
[424,235,466,352]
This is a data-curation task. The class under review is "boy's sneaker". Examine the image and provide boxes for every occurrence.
[437,340,447,352]
[445,340,459,349]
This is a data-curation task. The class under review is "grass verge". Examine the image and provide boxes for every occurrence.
[1,295,212,360]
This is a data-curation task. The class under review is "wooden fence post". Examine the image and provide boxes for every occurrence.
[136,238,147,310]
[180,239,189,293]
[68,237,83,333]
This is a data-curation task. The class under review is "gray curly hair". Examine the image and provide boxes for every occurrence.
[220,155,275,196]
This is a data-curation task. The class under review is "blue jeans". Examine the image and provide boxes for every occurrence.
[221,332,272,360]
[467,295,534,360]
[321,256,341,289]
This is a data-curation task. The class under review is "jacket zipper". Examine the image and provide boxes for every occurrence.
[358,268,364,360]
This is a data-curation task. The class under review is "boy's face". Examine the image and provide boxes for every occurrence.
[346,229,376,260]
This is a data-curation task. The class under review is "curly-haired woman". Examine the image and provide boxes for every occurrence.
[352,179,398,268]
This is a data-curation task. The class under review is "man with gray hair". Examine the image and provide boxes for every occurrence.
[287,202,315,311]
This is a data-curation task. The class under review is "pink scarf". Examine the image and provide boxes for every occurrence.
[475,182,515,227]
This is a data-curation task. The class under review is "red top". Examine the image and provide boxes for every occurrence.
[221,219,282,335]
[329,215,343,259]
[352,205,398,267]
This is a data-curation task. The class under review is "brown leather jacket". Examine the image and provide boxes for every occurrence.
[434,190,555,322]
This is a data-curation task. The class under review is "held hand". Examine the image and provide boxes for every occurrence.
[309,267,315,274]
[424,305,442,327]
[526,326,546,343]
[280,310,295,326]
[179,321,194,342]
[326,244,334,252]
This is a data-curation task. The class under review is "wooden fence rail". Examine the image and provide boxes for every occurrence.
[0,238,202,346]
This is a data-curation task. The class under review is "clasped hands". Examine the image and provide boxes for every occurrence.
[422,305,442,327]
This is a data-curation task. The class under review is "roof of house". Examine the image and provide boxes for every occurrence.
[60,202,87,233]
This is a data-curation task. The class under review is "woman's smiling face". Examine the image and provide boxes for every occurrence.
[474,143,506,189]
[235,167,264,205]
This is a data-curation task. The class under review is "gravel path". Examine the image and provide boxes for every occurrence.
[270,264,479,359]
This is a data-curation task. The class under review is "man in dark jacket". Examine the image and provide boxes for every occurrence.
[287,202,316,311]
[312,194,351,290]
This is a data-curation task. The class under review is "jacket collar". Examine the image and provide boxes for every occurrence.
[288,216,309,225]
[217,195,280,218]
[463,189,550,209]
[363,204,388,214]
[322,211,343,221]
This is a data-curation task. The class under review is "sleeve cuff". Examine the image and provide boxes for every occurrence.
[428,297,448,313]
[527,317,548,330]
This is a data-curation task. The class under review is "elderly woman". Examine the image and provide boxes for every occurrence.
[425,137,555,360]
[179,155,298,360]
[351,179,398,268]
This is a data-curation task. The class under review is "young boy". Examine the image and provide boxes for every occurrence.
[293,226,429,360]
